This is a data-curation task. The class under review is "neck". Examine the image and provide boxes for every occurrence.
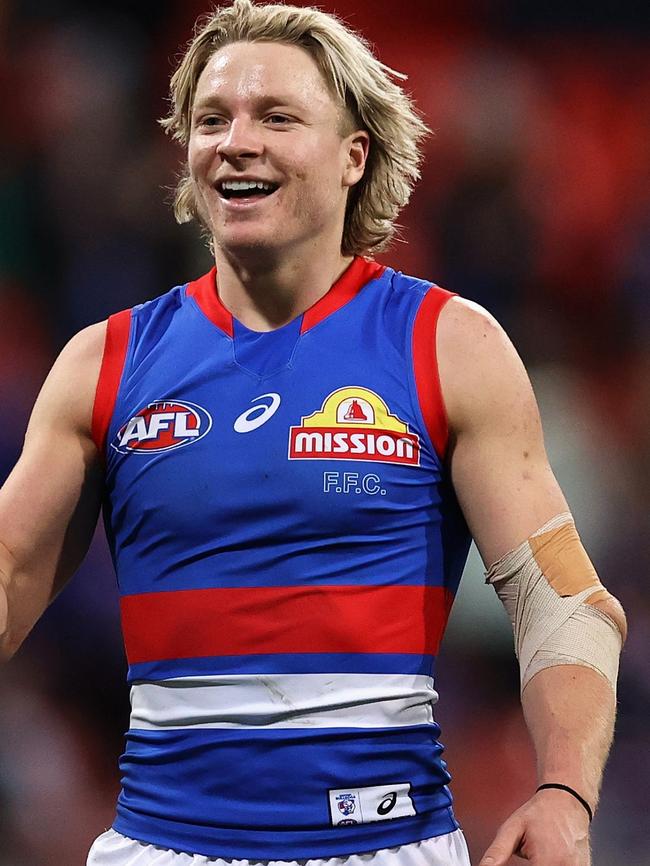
[213,240,354,332]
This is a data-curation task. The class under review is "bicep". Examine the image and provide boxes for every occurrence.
[438,298,568,567]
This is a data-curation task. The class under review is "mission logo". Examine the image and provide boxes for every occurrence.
[112,400,212,454]
[289,387,420,466]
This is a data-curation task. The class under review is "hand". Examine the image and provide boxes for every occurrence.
[479,788,591,865]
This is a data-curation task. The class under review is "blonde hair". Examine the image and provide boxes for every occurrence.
[161,0,429,256]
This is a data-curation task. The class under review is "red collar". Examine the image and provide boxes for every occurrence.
[185,257,386,337]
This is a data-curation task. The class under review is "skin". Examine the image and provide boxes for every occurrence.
[437,298,627,864]
[0,322,105,659]
[188,41,369,331]
[0,39,627,866]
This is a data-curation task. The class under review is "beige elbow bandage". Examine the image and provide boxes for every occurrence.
[486,513,622,693]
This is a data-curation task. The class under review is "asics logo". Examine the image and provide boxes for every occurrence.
[377,791,397,815]
[234,393,281,433]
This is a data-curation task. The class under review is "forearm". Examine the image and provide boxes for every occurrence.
[0,541,17,659]
[0,589,11,660]
[522,663,616,811]
[0,575,7,638]
[0,538,67,661]
[0,439,104,662]
[0,533,89,661]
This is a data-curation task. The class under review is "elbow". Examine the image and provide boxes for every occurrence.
[0,632,19,664]
[0,587,7,660]
[0,584,18,662]
[0,628,23,664]
[589,593,628,645]
[0,642,17,664]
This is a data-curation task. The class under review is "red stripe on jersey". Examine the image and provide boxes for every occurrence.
[412,287,455,462]
[186,268,234,338]
[91,309,132,455]
[120,584,453,665]
[300,258,385,334]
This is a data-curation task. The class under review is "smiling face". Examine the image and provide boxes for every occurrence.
[188,41,368,263]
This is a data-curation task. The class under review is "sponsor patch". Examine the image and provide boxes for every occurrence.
[328,783,415,826]
[289,387,420,466]
[112,400,212,454]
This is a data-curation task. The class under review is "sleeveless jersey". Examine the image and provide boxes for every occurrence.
[92,257,472,861]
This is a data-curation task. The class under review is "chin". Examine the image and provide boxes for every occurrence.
[216,230,289,260]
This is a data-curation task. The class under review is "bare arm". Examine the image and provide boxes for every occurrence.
[437,298,626,865]
[0,322,107,660]
[439,299,568,563]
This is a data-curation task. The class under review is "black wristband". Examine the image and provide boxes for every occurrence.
[536,783,593,822]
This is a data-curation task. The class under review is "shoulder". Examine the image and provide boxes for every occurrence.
[62,320,109,364]
[437,297,537,435]
[54,320,108,385]
[27,321,109,440]
[437,297,509,371]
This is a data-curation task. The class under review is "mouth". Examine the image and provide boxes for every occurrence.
[216,180,280,202]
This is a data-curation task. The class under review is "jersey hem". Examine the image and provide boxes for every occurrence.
[112,807,459,861]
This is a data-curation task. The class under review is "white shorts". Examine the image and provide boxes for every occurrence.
[87,828,471,866]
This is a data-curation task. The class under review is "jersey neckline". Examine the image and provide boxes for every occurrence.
[185,256,386,338]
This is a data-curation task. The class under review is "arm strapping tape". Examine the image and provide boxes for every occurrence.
[486,513,622,693]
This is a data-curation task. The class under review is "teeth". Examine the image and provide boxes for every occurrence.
[221,180,274,192]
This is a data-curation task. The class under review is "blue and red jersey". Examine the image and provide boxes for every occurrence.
[92,257,472,860]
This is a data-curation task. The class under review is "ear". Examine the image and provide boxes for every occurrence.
[342,130,370,189]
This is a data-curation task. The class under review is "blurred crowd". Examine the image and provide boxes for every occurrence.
[0,1,648,863]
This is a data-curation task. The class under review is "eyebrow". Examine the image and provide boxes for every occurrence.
[191,94,310,114]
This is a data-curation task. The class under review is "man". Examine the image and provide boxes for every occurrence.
[0,1,626,864]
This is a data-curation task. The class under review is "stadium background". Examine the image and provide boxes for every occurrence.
[0,0,648,862]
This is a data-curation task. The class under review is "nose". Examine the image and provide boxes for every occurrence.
[216,117,263,162]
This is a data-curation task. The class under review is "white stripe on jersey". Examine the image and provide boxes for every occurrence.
[129,673,438,730]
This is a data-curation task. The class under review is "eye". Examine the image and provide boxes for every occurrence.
[265,114,293,125]
[196,115,228,129]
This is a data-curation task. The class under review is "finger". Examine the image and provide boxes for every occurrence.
[479,816,525,866]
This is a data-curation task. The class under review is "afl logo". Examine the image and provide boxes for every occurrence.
[113,400,212,454]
